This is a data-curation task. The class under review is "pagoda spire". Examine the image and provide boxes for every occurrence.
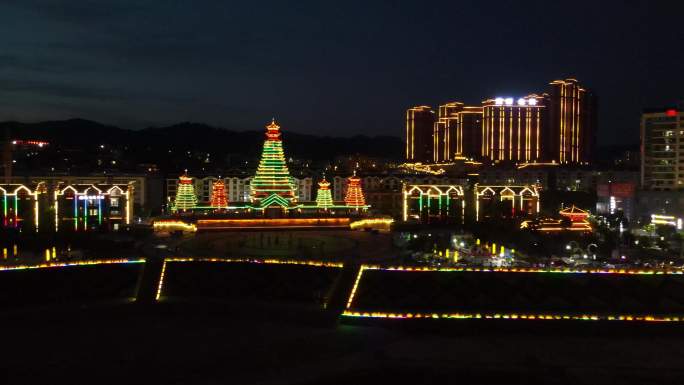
[315,174,333,209]
[250,119,296,206]
[173,172,198,211]
[344,171,366,209]
[210,178,228,209]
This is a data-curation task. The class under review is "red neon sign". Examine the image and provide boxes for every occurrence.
[666,109,677,117]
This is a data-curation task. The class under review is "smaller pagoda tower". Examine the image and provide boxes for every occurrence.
[315,175,333,209]
[344,171,366,209]
[210,179,228,209]
[174,173,198,211]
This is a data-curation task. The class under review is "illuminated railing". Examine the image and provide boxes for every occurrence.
[349,218,394,230]
[342,264,684,322]
[341,311,683,322]
[358,265,682,275]
[153,220,197,232]
[0,258,145,272]
[164,257,343,268]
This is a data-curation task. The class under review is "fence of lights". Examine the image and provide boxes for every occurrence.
[153,220,197,232]
[0,258,145,272]
[342,264,684,323]
[493,97,539,106]
[341,311,683,322]
[3,257,684,323]
[349,218,394,231]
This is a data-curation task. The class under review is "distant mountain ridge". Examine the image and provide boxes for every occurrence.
[0,119,403,161]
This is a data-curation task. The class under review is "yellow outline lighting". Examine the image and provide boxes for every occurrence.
[155,259,168,300]
[341,311,683,323]
[349,218,394,230]
[357,264,678,275]
[346,265,366,309]
[0,258,145,272]
[341,264,684,323]
[153,220,197,232]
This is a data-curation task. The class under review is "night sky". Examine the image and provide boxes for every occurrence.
[1,1,682,146]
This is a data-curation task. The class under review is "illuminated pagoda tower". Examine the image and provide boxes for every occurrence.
[173,174,198,212]
[250,119,297,208]
[210,179,228,209]
[344,172,366,209]
[315,176,333,209]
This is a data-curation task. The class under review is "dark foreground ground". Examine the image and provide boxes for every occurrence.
[2,300,684,385]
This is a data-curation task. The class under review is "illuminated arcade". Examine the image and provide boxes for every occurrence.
[474,184,540,221]
[54,183,133,232]
[0,182,133,233]
[401,183,540,223]
[0,183,46,232]
[402,184,465,223]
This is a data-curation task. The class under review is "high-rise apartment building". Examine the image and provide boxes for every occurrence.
[641,104,684,190]
[481,95,545,162]
[433,102,458,162]
[406,78,596,165]
[406,106,435,163]
[433,103,482,162]
[546,79,596,164]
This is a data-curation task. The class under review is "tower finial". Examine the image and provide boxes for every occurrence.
[266,118,280,130]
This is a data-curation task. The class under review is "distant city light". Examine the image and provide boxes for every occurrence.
[11,140,49,147]
[504,97,514,105]
[494,97,504,105]
[528,98,538,106]
[517,98,526,106]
